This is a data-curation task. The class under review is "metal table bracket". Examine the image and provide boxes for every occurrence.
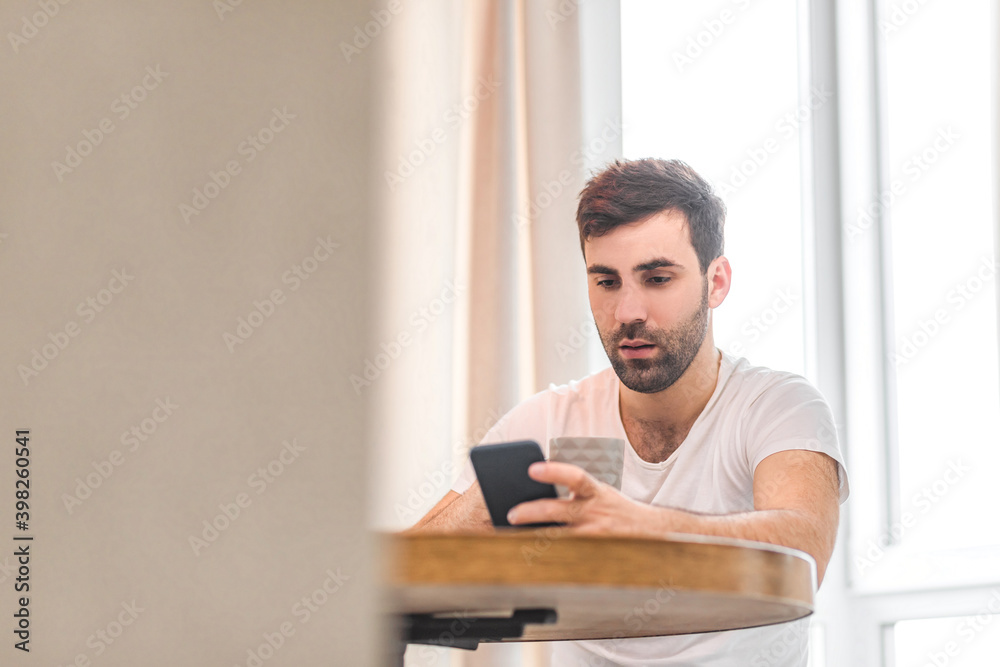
[396,608,557,664]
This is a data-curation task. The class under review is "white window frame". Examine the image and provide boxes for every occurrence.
[821,0,1000,664]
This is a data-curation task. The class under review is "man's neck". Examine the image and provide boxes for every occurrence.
[618,342,722,462]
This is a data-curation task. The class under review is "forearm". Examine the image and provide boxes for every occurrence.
[403,506,449,534]
[403,489,493,535]
[645,505,837,585]
[406,500,463,533]
[513,455,842,586]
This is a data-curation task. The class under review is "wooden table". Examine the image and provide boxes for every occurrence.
[386,530,816,650]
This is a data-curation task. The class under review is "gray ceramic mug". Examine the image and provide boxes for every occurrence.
[548,436,625,498]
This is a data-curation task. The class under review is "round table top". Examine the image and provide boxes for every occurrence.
[385,531,816,642]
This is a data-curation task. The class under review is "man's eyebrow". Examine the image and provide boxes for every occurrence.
[634,258,680,272]
[587,264,619,275]
[587,258,681,275]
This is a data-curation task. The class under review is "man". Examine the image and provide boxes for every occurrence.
[411,158,849,666]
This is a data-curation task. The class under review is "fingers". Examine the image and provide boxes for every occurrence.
[509,462,605,525]
[507,497,580,526]
[527,461,601,498]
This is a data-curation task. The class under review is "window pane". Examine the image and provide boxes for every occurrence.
[620,0,805,375]
[880,0,1000,553]
[891,608,1000,667]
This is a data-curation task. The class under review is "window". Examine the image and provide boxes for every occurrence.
[845,0,1000,594]
[839,0,999,663]
[889,611,1000,666]
[880,0,1000,557]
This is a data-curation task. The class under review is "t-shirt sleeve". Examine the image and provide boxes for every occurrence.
[450,390,552,495]
[744,376,850,504]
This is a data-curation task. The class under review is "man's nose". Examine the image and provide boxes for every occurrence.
[614,284,647,323]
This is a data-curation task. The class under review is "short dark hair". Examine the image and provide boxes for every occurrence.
[575,158,726,273]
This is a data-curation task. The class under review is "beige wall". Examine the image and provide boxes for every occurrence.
[0,1,383,665]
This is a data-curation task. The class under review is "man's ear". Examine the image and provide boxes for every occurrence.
[706,256,732,308]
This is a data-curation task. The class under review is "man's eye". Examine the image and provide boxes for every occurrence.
[596,279,618,288]
[649,276,671,284]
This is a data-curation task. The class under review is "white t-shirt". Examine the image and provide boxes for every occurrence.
[452,352,850,667]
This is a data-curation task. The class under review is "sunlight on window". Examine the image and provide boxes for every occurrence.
[621,0,806,376]
[879,0,1000,555]
[891,608,1000,667]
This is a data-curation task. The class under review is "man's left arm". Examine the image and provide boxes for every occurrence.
[507,450,840,586]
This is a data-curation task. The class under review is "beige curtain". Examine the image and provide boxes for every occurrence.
[458,0,594,452]
[371,0,611,665]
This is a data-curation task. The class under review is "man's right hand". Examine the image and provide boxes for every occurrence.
[405,481,494,534]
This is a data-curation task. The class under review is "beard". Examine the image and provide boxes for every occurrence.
[598,283,710,394]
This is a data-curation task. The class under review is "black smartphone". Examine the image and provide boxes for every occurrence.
[469,440,562,528]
